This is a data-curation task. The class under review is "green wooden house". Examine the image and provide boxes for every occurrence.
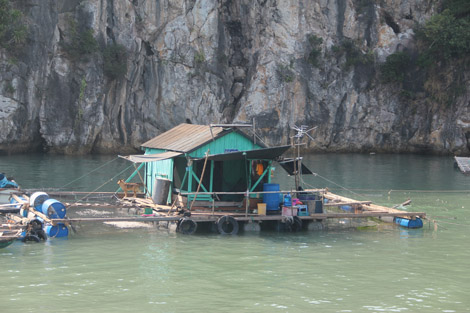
[124,123,290,206]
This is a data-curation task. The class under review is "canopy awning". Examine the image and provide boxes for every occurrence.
[193,145,291,161]
[119,151,182,163]
[277,158,313,175]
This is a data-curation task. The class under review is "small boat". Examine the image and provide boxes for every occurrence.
[0,229,22,249]
[0,188,19,204]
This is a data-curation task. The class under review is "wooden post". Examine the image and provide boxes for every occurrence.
[189,150,210,211]
[187,159,193,207]
[134,163,152,200]
[209,160,214,194]
[245,190,249,217]
[212,196,215,216]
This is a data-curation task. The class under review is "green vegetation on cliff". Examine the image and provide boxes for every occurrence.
[0,0,27,52]
[416,0,470,64]
[103,43,128,80]
[380,0,469,105]
[62,19,98,60]
[332,39,374,69]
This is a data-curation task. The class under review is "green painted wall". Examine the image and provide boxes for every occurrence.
[144,148,174,204]
[189,132,262,158]
[143,131,263,203]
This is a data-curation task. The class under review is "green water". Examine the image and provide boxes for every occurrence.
[1,153,469,313]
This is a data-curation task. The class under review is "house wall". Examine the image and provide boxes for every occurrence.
[143,131,264,203]
[144,148,174,204]
[189,132,262,158]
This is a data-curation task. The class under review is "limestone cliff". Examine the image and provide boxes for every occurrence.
[0,0,468,155]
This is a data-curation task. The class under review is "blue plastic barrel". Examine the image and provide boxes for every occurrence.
[45,224,69,238]
[41,199,66,218]
[29,192,49,210]
[394,217,423,229]
[263,183,280,211]
[10,196,26,209]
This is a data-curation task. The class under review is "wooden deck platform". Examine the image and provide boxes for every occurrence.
[7,191,426,233]
[49,190,425,225]
[454,156,470,174]
[50,210,426,225]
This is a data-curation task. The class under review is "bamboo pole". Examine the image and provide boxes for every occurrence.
[134,163,152,200]
[11,194,52,224]
[181,188,326,196]
[189,150,210,211]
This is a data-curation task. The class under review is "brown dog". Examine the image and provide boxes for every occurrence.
[117,179,143,197]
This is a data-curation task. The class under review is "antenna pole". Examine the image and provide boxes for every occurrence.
[253,118,256,147]
[289,124,317,194]
[294,136,300,193]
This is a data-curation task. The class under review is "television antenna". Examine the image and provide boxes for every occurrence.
[289,125,317,191]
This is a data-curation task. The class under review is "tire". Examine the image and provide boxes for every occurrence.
[29,219,43,230]
[177,218,197,235]
[22,234,40,243]
[217,216,239,235]
[36,229,48,241]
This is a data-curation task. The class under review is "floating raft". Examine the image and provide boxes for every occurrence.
[454,156,470,174]
[7,189,426,235]
[49,191,425,226]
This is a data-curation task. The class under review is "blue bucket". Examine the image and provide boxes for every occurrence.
[263,183,280,211]
[45,224,69,238]
[41,199,66,218]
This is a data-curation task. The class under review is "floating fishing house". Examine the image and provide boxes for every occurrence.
[1,124,427,240]
[111,123,426,234]
[122,123,291,209]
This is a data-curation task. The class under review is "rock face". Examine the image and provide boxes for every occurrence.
[0,0,468,155]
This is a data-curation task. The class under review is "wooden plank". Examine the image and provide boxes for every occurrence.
[180,188,326,196]
[192,201,241,207]
[51,209,425,225]
[324,192,410,214]
[324,201,372,207]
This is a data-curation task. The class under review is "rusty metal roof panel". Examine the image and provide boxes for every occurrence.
[141,123,228,152]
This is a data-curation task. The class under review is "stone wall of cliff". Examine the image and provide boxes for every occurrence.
[0,0,468,155]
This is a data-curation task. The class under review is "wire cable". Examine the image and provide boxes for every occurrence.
[60,157,120,189]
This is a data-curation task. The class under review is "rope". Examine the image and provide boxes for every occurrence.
[60,157,120,189]
[432,220,469,227]
[388,189,470,194]
[301,176,470,194]
[66,163,136,209]
[305,172,369,200]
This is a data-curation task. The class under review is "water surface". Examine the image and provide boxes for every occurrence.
[0,153,468,312]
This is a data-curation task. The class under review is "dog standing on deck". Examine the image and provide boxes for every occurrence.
[117,179,143,197]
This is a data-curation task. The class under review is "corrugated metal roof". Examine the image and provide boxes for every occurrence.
[141,124,229,152]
